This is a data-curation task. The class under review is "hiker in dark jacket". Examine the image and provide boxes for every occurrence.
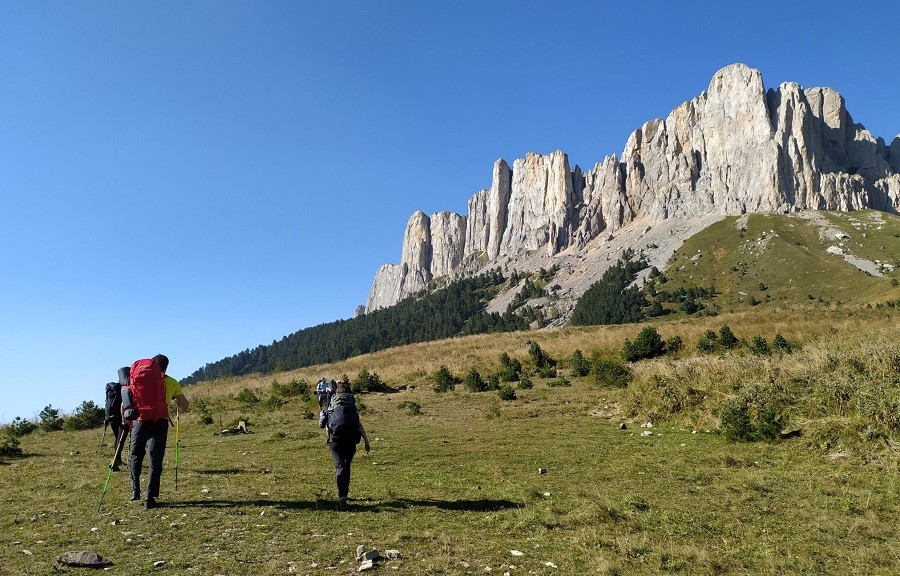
[324,380,370,505]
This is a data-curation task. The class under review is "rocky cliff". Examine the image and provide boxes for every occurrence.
[366,63,900,314]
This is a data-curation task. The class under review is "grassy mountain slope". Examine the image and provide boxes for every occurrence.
[657,210,900,311]
[2,305,899,575]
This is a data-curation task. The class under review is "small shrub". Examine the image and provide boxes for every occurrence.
[354,369,390,393]
[63,401,105,431]
[719,325,739,349]
[38,405,63,433]
[697,333,719,353]
[486,374,501,391]
[397,401,422,416]
[498,353,522,382]
[591,355,633,388]
[463,368,487,392]
[720,400,753,441]
[517,376,533,390]
[7,417,37,437]
[622,327,666,362]
[665,335,684,355]
[755,406,784,441]
[497,385,517,401]
[236,388,260,404]
[750,336,771,356]
[720,391,786,442]
[0,432,23,458]
[528,341,556,371]
[433,365,456,393]
[537,365,558,378]
[773,333,793,353]
[263,395,286,409]
[192,398,214,425]
[271,378,312,400]
[570,349,590,377]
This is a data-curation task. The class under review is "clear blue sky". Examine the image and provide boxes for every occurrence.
[1,1,898,423]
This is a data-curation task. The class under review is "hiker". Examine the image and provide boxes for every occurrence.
[324,380,370,505]
[160,356,189,415]
[315,377,330,408]
[104,379,125,470]
[127,354,182,509]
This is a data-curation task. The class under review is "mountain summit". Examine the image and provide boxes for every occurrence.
[365,63,900,316]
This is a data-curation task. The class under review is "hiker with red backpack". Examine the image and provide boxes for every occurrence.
[123,354,186,509]
[321,379,370,506]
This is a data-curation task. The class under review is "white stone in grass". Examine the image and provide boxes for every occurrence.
[545,561,558,568]
[510,550,525,556]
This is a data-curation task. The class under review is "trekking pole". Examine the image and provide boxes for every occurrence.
[97,428,128,513]
[99,422,108,451]
[174,410,180,491]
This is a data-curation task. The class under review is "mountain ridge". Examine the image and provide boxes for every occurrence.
[365,63,900,318]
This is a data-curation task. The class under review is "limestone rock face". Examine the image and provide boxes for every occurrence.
[364,63,899,313]
[465,159,512,260]
[365,210,466,312]
[499,150,577,257]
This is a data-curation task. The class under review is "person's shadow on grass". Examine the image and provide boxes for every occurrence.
[162,497,520,512]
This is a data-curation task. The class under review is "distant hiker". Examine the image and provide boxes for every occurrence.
[126,354,177,509]
[324,379,370,505]
[315,377,330,408]
[103,379,125,470]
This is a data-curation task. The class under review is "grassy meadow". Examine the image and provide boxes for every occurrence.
[2,305,900,575]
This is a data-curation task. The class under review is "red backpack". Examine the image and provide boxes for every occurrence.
[127,359,168,421]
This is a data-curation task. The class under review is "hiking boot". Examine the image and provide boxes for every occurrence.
[145,497,157,509]
[130,490,140,502]
[338,496,347,506]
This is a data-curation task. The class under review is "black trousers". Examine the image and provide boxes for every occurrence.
[109,419,126,464]
[130,418,169,499]
[328,442,357,498]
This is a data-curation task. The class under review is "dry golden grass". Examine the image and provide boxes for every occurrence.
[190,303,899,404]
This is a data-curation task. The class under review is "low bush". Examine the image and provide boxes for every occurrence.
[236,388,260,404]
[622,326,667,361]
[433,365,457,393]
[463,368,487,392]
[62,401,104,431]
[591,355,633,388]
[354,369,391,393]
[397,401,422,416]
[569,349,590,376]
[271,378,312,400]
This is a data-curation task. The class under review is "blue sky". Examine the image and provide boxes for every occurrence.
[1,1,898,423]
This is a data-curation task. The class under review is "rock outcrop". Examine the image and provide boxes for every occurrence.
[366,63,900,313]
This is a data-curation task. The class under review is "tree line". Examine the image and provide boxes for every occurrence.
[182,270,528,384]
